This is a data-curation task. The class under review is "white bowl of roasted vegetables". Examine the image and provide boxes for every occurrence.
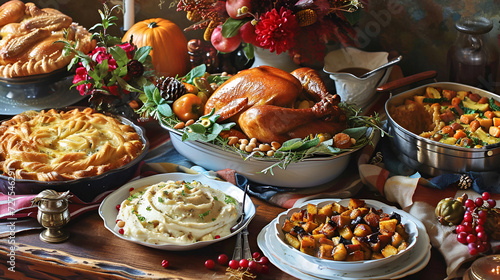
[138,65,381,187]
[274,198,419,271]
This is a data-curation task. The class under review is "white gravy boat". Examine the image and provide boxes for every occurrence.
[323,47,393,110]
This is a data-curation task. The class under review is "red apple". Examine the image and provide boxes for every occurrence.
[226,0,252,19]
[211,25,242,53]
[239,21,258,46]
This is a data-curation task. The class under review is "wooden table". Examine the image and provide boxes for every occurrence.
[0,186,450,280]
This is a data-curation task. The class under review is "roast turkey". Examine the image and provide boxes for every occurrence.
[204,66,347,143]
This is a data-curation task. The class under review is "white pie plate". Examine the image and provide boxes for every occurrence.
[274,199,419,272]
[165,126,375,188]
[99,173,256,251]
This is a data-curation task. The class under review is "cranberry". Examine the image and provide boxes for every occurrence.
[161,259,169,268]
[475,225,484,233]
[260,264,270,274]
[239,259,249,268]
[482,192,490,200]
[465,199,475,208]
[129,187,134,192]
[487,199,497,208]
[217,254,229,265]
[214,235,220,239]
[477,231,488,242]
[476,243,486,253]
[457,232,468,244]
[463,212,473,223]
[248,260,259,271]
[116,204,120,210]
[478,210,488,220]
[257,256,269,265]
[118,228,124,235]
[466,234,476,244]
[228,259,239,269]
[204,259,215,270]
[475,197,484,207]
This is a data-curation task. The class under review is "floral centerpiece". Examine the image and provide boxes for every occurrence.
[175,0,363,65]
[59,4,155,117]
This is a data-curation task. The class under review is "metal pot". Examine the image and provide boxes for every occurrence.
[380,72,500,176]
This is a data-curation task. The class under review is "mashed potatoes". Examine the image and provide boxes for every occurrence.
[116,180,239,244]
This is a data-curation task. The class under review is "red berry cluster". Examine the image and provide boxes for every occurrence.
[160,252,270,275]
[206,252,269,274]
[455,192,496,255]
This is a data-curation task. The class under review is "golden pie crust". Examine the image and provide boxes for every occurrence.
[0,0,95,78]
[0,108,145,181]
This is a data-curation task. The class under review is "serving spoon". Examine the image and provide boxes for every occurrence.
[359,55,402,78]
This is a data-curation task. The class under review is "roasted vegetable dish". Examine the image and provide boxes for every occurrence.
[389,86,500,148]
[281,199,411,261]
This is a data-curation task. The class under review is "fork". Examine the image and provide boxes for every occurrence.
[232,227,252,261]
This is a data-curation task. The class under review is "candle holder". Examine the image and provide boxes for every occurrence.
[465,255,500,280]
[31,190,72,243]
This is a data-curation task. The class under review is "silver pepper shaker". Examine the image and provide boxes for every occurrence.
[31,190,72,243]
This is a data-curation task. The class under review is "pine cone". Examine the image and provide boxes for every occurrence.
[156,77,186,101]
[458,174,473,190]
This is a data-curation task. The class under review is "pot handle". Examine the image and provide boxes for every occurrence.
[376,70,438,93]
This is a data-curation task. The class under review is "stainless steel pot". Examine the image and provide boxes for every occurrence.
[380,73,500,176]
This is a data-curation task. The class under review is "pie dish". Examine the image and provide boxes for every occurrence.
[99,173,256,251]
[0,108,148,202]
[0,107,146,181]
[0,0,95,78]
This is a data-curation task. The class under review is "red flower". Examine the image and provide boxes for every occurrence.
[73,66,90,95]
[90,47,117,71]
[118,42,135,59]
[255,7,299,54]
[103,85,120,96]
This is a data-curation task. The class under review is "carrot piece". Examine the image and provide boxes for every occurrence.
[479,118,493,130]
[451,97,462,106]
[460,114,475,124]
[478,97,489,104]
[413,96,425,104]
[494,118,500,127]
[442,89,457,100]
[489,126,500,138]
[470,120,480,132]
[485,111,495,119]
[453,104,464,116]
[441,126,454,135]
[454,129,467,139]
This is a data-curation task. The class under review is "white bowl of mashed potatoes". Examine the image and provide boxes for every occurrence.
[99,173,256,251]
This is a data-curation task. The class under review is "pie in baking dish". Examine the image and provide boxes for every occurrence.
[0,108,145,181]
[0,0,95,78]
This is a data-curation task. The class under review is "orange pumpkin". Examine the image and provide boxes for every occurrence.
[123,18,189,77]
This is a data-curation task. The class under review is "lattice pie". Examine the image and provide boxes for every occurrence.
[0,108,145,181]
[0,0,95,78]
